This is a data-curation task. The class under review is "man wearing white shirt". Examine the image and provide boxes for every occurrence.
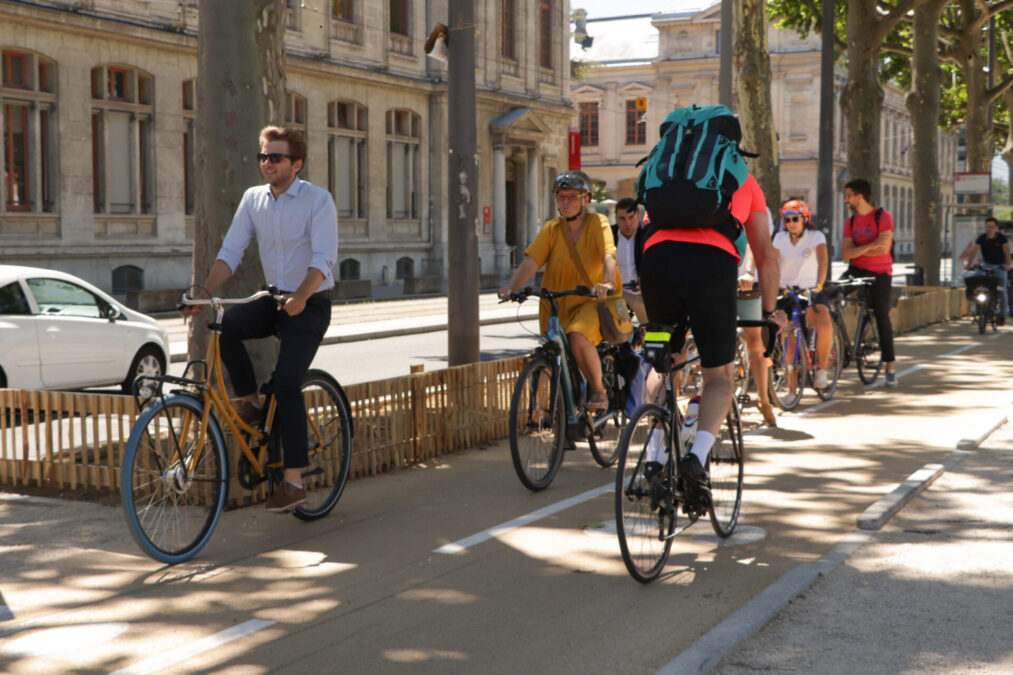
[186,126,338,512]
[610,197,648,323]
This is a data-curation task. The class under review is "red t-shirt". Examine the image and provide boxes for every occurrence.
[844,208,893,275]
[642,174,766,263]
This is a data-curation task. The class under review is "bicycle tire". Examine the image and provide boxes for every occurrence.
[615,403,676,583]
[768,327,805,411]
[709,402,743,537]
[509,357,565,491]
[733,330,751,400]
[680,335,704,399]
[292,370,353,521]
[121,395,227,564]
[856,314,882,384]
[834,312,851,370]
[815,324,842,401]
[588,353,622,467]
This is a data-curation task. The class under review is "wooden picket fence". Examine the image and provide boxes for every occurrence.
[0,355,527,505]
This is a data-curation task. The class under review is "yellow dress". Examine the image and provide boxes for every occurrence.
[524,212,620,344]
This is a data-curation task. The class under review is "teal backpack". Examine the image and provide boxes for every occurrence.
[635,104,755,252]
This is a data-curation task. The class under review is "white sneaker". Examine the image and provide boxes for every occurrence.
[814,369,828,389]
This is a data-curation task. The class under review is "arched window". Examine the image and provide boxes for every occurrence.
[386,109,420,220]
[396,256,414,279]
[112,265,144,294]
[328,100,367,219]
[339,258,360,281]
[91,64,154,214]
[2,49,57,213]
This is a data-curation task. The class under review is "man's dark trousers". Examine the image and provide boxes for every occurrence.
[220,293,331,468]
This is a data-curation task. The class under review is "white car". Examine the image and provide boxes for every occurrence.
[0,265,170,394]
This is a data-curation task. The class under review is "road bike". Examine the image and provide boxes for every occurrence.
[505,286,630,491]
[963,266,1002,335]
[767,288,842,410]
[120,288,353,564]
[614,319,773,583]
[824,277,883,385]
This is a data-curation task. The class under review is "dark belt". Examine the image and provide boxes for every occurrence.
[280,288,332,298]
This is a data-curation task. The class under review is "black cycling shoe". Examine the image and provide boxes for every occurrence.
[680,454,711,516]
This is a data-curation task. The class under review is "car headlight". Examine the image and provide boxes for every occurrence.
[976,292,989,304]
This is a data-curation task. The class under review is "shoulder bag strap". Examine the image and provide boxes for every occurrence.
[560,214,596,288]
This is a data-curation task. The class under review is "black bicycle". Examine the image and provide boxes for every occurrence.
[505,287,631,491]
[824,277,882,385]
[963,266,1002,335]
[614,319,774,583]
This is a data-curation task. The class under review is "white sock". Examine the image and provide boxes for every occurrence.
[287,480,303,489]
[690,431,716,464]
[646,427,667,464]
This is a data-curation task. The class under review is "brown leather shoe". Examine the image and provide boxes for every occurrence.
[265,481,306,512]
[236,400,263,427]
[586,390,608,412]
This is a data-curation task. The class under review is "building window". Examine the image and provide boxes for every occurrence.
[91,65,154,215]
[502,0,516,60]
[112,265,144,294]
[539,1,552,69]
[339,258,360,281]
[386,108,420,220]
[396,256,414,279]
[328,100,367,220]
[2,49,57,214]
[390,0,409,36]
[579,101,599,147]
[182,79,196,216]
[625,99,645,146]
[286,0,300,30]
[333,0,353,21]
[285,90,308,177]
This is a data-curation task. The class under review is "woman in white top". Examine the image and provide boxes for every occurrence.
[772,199,832,390]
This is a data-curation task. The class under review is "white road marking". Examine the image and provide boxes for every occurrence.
[941,343,981,357]
[110,619,275,675]
[2,622,130,658]
[434,483,613,554]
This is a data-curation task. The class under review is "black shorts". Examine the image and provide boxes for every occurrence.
[640,241,738,368]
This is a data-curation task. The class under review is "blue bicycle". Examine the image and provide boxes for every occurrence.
[506,286,629,491]
[768,287,842,410]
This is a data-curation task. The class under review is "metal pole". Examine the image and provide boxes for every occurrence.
[447,0,480,366]
[719,0,733,106]
[817,0,835,259]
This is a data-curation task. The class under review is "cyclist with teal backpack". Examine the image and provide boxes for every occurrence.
[635,104,783,509]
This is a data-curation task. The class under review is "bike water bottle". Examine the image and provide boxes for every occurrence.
[681,396,700,448]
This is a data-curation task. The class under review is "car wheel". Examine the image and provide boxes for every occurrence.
[122,345,165,398]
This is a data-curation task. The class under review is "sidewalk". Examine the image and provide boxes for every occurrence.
[702,415,1013,674]
[160,291,539,363]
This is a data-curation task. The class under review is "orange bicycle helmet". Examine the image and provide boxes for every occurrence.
[781,199,811,223]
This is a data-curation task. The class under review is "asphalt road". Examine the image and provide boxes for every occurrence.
[2,318,1011,673]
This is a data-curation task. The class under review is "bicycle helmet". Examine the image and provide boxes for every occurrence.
[781,199,811,223]
[553,170,592,194]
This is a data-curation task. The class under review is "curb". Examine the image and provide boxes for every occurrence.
[665,411,1009,675]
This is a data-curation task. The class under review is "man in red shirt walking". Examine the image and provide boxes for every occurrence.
[841,178,897,386]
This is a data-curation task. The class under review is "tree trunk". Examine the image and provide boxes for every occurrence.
[733,0,781,206]
[906,0,947,286]
[956,0,994,181]
[191,0,287,386]
[841,0,886,201]
[1004,88,1013,205]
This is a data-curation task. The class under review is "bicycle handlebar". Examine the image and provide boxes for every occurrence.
[179,285,288,311]
[501,286,593,304]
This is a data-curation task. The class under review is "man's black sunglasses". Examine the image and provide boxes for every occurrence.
[257,152,294,164]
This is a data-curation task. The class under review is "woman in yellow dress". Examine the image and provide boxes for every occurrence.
[498,171,619,410]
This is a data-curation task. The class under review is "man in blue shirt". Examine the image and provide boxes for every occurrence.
[187,126,338,512]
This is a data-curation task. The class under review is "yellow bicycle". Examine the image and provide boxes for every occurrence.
[121,288,353,564]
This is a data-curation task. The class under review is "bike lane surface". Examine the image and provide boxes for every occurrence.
[1,319,1010,673]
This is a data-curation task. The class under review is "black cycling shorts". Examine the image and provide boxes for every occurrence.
[640,241,738,368]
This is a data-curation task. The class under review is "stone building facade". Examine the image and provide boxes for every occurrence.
[0,0,574,297]
[571,3,960,258]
